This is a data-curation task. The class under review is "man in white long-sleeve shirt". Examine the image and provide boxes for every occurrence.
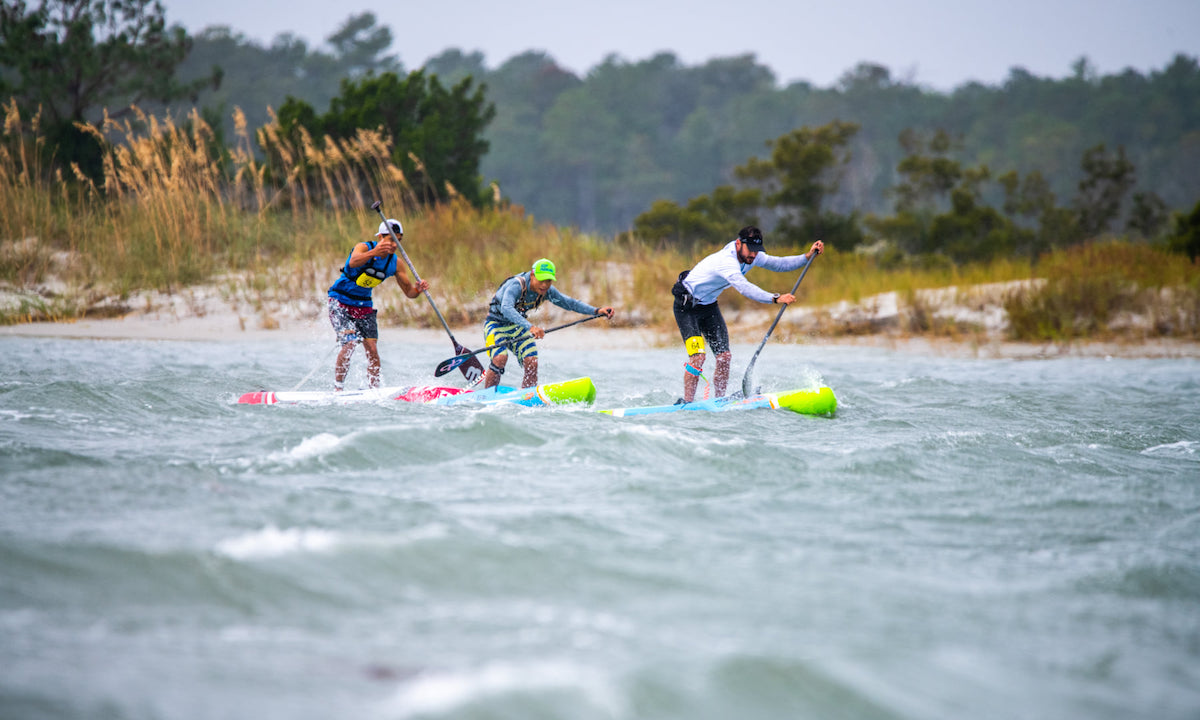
[672,226,823,403]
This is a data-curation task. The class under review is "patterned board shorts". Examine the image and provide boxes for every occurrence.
[484,318,538,362]
[329,298,378,343]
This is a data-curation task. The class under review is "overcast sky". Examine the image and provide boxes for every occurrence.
[160,0,1200,90]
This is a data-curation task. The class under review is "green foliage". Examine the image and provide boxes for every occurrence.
[277,69,496,206]
[632,186,762,248]
[867,129,1031,262]
[0,0,219,178]
[864,128,1165,263]
[736,120,860,241]
[634,120,864,251]
[10,6,1198,243]
[1074,143,1136,238]
[927,185,1025,263]
[891,129,963,212]
[169,13,402,147]
[1004,242,1200,340]
[161,14,1200,236]
[734,120,865,250]
[1126,191,1170,239]
[325,12,398,78]
[1167,200,1200,261]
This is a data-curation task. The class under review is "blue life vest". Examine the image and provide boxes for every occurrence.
[327,241,397,307]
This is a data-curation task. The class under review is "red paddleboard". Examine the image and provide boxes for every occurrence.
[237,385,471,405]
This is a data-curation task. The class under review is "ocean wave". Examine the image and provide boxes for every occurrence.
[1142,440,1199,458]
[381,659,622,718]
[213,525,344,559]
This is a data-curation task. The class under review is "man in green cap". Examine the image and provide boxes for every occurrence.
[481,258,615,389]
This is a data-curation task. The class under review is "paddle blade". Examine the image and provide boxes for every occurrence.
[741,357,760,398]
[451,340,485,383]
[435,354,466,377]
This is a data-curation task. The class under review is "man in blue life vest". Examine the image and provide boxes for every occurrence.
[673,225,823,403]
[327,219,429,390]
[482,258,615,389]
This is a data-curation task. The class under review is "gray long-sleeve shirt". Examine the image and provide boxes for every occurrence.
[486,272,597,330]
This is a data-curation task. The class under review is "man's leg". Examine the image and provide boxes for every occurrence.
[674,296,711,403]
[329,300,358,390]
[362,338,381,388]
[683,352,705,403]
[521,356,539,388]
[483,352,507,389]
[713,351,732,397]
[334,342,356,390]
[702,306,731,397]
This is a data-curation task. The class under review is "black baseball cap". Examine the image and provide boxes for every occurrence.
[737,226,764,250]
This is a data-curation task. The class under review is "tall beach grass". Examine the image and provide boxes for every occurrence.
[2,101,1197,341]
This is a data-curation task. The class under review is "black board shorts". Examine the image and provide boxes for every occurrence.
[673,295,730,356]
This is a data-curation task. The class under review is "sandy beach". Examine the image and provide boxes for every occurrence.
[4,283,1198,360]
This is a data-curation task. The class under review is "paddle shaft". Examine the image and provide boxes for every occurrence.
[741,251,818,396]
[370,201,484,383]
[435,314,603,376]
[370,202,454,337]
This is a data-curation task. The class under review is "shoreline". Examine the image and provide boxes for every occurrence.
[3,305,1198,360]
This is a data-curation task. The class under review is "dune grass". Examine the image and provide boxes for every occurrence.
[1004,241,1200,341]
[2,101,1197,341]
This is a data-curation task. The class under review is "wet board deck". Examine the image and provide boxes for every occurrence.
[238,377,597,408]
[599,387,836,417]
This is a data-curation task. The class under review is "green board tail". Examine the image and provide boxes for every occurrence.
[600,386,836,417]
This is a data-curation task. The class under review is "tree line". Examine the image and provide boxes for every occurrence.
[3,2,1198,263]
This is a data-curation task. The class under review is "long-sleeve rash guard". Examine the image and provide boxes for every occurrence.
[486,272,597,331]
[682,240,813,306]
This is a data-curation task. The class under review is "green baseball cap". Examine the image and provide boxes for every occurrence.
[532,258,557,281]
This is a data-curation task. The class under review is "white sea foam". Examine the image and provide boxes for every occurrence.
[215,525,341,559]
[282,432,344,460]
[384,660,621,718]
[1142,440,1198,457]
[214,523,450,560]
[221,432,348,471]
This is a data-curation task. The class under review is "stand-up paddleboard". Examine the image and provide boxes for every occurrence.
[600,386,836,417]
[238,377,597,408]
[432,377,597,408]
[237,385,470,406]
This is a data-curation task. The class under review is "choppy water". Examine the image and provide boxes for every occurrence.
[1,335,1198,720]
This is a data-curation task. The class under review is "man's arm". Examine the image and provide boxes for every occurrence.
[392,267,428,298]
[547,287,598,316]
[348,239,395,267]
[755,241,823,272]
[721,263,777,304]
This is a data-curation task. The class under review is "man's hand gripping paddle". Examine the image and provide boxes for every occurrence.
[370,200,485,385]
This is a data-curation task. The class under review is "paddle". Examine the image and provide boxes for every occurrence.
[740,249,819,398]
[434,314,604,377]
[370,200,485,384]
